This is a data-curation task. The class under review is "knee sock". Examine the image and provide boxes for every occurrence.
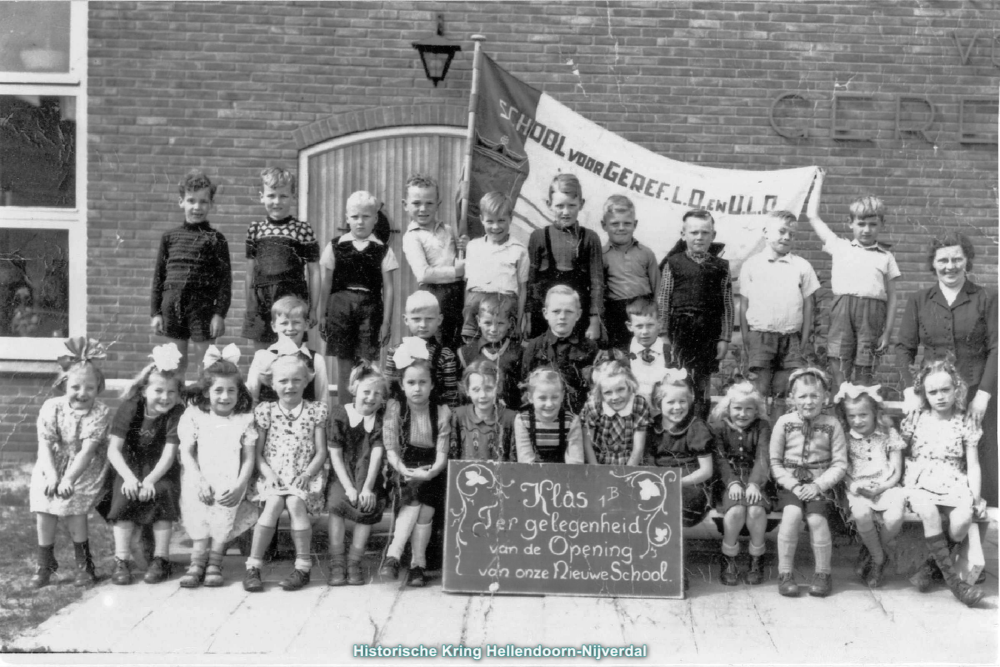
[857,525,885,564]
[721,539,740,558]
[152,525,172,559]
[387,504,420,560]
[811,534,833,575]
[291,528,313,572]
[113,523,135,561]
[748,540,767,558]
[777,521,799,574]
[410,522,433,569]
[247,523,276,570]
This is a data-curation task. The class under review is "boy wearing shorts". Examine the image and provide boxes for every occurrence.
[461,192,529,342]
[318,191,398,405]
[151,169,231,378]
[738,211,821,405]
[242,167,320,349]
[805,169,900,387]
[602,195,660,351]
[400,174,466,350]
[656,209,732,418]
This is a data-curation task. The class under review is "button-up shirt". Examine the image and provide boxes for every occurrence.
[739,248,820,334]
[897,280,998,396]
[464,235,529,295]
[769,413,848,493]
[628,336,669,406]
[823,236,900,300]
[602,239,660,301]
[402,219,461,284]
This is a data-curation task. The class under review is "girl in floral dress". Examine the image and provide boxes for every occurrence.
[902,359,985,607]
[29,337,111,588]
[243,354,328,592]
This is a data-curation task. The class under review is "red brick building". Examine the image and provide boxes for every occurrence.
[1,1,996,457]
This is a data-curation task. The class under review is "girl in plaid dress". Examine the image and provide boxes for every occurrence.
[580,359,650,466]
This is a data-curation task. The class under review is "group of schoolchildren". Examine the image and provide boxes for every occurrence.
[27,166,986,608]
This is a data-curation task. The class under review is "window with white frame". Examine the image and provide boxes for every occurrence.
[0,1,87,360]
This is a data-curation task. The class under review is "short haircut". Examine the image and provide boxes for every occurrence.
[348,360,388,398]
[178,169,217,199]
[271,295,309,322]
[544,284,581,310]
[480,191,513,219]
[260,167,296,193]
[787,367,831,395]
[547,173,582,202]
[589,360,639,406]
[682,208,715,229]
[405,173,439,197]
[405,290,441,314]
[626,297,657,320]
[848,195,885,222]
[270,354,314,383]
[768,209,798,226]
[709,380,767,427]
[927,232,976,273]
[346,190,378,211]
[480,292,516,317]
[602,194,635,222]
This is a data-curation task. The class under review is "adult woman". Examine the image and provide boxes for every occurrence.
[897,232,997,506]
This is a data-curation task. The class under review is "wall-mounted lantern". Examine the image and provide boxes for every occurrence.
[412,14,462,87]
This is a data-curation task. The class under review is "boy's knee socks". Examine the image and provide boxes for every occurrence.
[387,504,420,560]
[811,535,833,574]
[777,520,799,574]
[410,522,433,569]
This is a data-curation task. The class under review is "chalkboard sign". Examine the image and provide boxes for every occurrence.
[442,462,683,599]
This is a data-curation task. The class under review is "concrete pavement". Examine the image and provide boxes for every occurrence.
[10,540,998,665]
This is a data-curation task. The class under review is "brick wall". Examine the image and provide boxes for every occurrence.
[1,1,997,457]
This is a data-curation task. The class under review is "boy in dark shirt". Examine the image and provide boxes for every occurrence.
[150,170,231,378]
[521,285,598,414]
[655,209,733,419]
[457,293,522,410]
[242,167,320,349]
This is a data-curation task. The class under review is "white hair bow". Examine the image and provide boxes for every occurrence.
[203,343,240,368]
[392,337,430,369]
[150,343,183,372]
[662,367,689,384]
[833,382,883,405]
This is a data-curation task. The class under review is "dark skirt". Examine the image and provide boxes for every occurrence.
[97,467,181,525]
[717,462,775,513]
[397,446,445,508]
[655,457,711,528]
[326,479,387,525]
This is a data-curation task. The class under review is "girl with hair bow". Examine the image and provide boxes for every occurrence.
[29,337,112,588]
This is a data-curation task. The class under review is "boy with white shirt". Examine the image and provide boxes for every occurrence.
[739,211,821,404]
[624,298,670,409]
[461,192,529,342]
[804,169,901,387]
[317,191,398,404]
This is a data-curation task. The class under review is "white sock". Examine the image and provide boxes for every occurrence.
[410,522,433,569]
[387,504,420,560]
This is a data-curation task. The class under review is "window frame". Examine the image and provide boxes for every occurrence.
[0,3,87,361]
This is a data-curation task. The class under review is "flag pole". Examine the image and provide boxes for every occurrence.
[458,34,486,253]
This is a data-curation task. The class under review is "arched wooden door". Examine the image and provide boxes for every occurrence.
[299,125,467,369]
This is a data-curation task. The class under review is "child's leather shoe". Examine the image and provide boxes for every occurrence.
[720,555,740,586]
[327,556,347,586]
[866,558,887,589]
[909,558,936,592]
[809,572,832,597]
[380,557,400,580]
[203,565,224,588]
[144,557,171,584]
[777,572,799,597]
[280,569,310,591]
[243,566,263,592]
[112,558,133,585]
[406,566,427,588]
[179,564,205,588]
[347,560,365,586]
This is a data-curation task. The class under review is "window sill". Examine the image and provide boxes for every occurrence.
[0,360,59,375]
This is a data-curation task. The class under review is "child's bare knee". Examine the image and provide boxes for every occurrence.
[805,513,827,531]
[417,505,435,523]
[726,505,747,521]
